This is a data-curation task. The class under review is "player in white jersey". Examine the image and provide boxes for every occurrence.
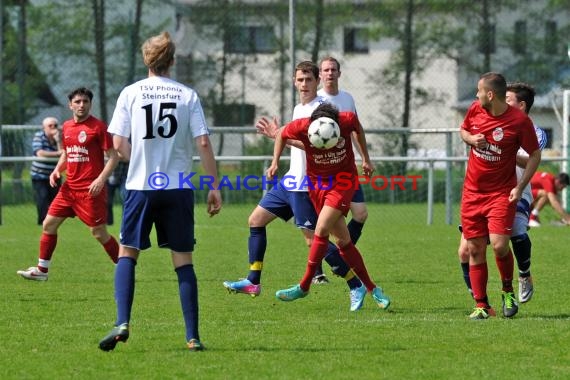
[99,32,221,352]
[313,56,372,282]
[457,82,546,305]
[223,61,369,312]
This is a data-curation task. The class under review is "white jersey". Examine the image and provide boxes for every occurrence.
[318,89,361,158]
[317,89,356,113]
[284,96,324,192]
[516,124,547,205]
[108,76,209,190]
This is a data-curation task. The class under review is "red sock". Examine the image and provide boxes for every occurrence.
[38,233,57,273]
[495,250,514,292]
[102,236,119,264]
[338,242,376,291]
[470,263,488,307]
[299,234,329,291]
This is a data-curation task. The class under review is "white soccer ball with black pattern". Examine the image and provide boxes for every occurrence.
[308,117,340,149]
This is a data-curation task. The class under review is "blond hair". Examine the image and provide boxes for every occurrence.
[142,32,175,75]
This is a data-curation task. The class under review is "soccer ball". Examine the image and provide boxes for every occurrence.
[308,117,340,149]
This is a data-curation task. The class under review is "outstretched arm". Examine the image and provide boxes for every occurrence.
[256,116,305,150]
[266,127,287,180]
[546,192,570,223]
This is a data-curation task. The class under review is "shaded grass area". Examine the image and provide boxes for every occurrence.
[1,203,570,379]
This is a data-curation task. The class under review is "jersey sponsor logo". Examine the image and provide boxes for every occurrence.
[492,127,504,142]
[78,130,87,143]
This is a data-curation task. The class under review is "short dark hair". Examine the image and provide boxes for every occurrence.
[558,173,570,186]
[507,82,536,113]
[310,102,339,123]
[68,87,93,102]
[319,56,341,72]
[295,61,319,80]
[480,72,507,99]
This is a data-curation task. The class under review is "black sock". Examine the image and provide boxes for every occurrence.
[511,233,531,276]
[461,262,471,292]
[347,219,364,244]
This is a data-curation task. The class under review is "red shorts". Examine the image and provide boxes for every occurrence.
[461,189,516,239]
[309,187,354,216]
[47,182,108,227]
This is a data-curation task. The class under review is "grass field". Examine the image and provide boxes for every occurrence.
[1,203,570,379]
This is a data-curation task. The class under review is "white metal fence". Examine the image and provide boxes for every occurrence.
[1,125,567,226]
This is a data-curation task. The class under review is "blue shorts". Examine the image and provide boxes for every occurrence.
[258,186,317,230]
[120,189,196,252]
[352,184,365,203]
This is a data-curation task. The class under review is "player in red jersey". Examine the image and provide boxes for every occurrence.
[266,102,391,309]
[460,72,541,319]
[528,171,570,226]
[17,87,120,281]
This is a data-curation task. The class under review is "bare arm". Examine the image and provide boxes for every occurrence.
[113,134,131,162]
[49,149,68,187]
[546,192,570,222]
[256,116,305,150]
[266,127,287,180]
[460,129,486,149]
[89,147,119,196]
[353,123,374,176]
[195,134,222,217]
[509,149,541,203]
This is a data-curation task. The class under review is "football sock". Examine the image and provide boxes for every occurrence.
[38,233,57,273]
[469,262,488,308]
[338,242,376,291]
[102,236,119,264]
[347,219,364,244]
[314,263,324,277]
[495,251,514,292]
[114,257,136,326]
[176,264,200,342]
[247,227,266,285]
[511,233,531,276]
[323,242,362,289]
[299,234,329,291]
[531,209,539,216]
[460,262,472,293]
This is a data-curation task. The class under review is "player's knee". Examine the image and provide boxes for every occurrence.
[350,205,368,223]
[91,226,109,242]
[458,247,469,262]
[491,241,510,257]
[335,237,351,248]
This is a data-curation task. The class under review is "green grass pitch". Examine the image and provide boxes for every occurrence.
[1,203,570,379]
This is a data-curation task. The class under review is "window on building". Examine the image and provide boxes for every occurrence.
[227,26,276,54]
[544,21,557,55]
[344,27,369,54]
[478,24,496,54]
[513,20,527,55]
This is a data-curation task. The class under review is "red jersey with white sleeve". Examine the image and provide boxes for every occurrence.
[530,171,557,196]
[61,115,112,191]
[281,112,359,183]
[461,101,539,193]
